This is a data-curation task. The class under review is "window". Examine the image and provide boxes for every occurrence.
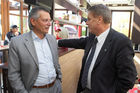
[9,0,21,32]
[22,3,29,33]
[111,11,133,37]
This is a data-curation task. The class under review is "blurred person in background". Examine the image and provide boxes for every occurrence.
[58,24,68,39]
[4,25,21,45]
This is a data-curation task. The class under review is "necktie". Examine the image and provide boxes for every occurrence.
[81,38,98,88]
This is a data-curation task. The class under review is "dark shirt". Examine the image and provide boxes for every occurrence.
[4,31,21,45]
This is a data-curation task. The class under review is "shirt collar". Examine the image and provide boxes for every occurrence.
[32,31,47,40]
[96,28,110,43]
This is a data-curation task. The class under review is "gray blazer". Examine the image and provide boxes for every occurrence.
[8,31,62,93]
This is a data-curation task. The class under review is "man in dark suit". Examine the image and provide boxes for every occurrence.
[58,4,137,93]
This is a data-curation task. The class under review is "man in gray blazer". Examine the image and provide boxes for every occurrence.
[8,6,62,93]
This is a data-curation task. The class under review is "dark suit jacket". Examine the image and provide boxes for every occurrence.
[58,28,137,93]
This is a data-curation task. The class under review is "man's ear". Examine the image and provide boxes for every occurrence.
[30,18,36,26]
[97,16,103,23]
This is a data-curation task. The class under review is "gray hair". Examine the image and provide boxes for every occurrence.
[88,4,112,24]
[28,6,50,30]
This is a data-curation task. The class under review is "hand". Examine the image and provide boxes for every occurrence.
[15,32,19,36]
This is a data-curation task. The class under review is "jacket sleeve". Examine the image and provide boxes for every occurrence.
[58,37,88,49]
[8,39,28,93]
[115,38,137,93]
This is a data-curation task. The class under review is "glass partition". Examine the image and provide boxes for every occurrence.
[112,11,131,37]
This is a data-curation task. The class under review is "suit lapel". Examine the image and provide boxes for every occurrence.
[93,29,113,70]
[45,35,55,63]
[24,31,39,67]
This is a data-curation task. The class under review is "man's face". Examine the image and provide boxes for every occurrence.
[31,10,51,35]
[12,28,18,33]
[86,12,99,35]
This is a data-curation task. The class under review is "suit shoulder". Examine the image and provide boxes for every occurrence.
[11,32,30,42]
[111,29,130,41]
[46,34,55,38]
[6,31,11,35]
[110,29,133,49]
[46,34,56,40]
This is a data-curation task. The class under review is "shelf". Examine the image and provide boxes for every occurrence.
[54,17,88,27]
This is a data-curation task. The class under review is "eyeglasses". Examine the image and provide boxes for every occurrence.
[40,19,53,23]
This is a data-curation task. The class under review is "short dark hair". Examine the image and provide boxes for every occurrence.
[28,6,50,30]
[88,4,112,24]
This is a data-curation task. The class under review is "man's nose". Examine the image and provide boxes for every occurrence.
[47,22,51,26]
[86,21,88,25]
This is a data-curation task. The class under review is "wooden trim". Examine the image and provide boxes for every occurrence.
[9,13,28,17]
[23,16,28,18]
[7,1,10,34]
[9,13,20,16]
[13,0,20,2]
[128,11,132,38]
[1,0,4,40]
[9,8,28,11]
[20,1,23,34]
[1,0,9,40]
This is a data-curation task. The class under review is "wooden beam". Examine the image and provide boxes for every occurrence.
[20,0,23,34]
[1,0,9,40]
[7,1,10,35]
[13,0,20,2]
[10,13,27,17]
[55,0,80,14]
[128,11,132,38]
[1,0,4,40]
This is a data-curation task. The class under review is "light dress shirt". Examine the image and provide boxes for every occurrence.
[32,31,56,86]
[87,28,110,89]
